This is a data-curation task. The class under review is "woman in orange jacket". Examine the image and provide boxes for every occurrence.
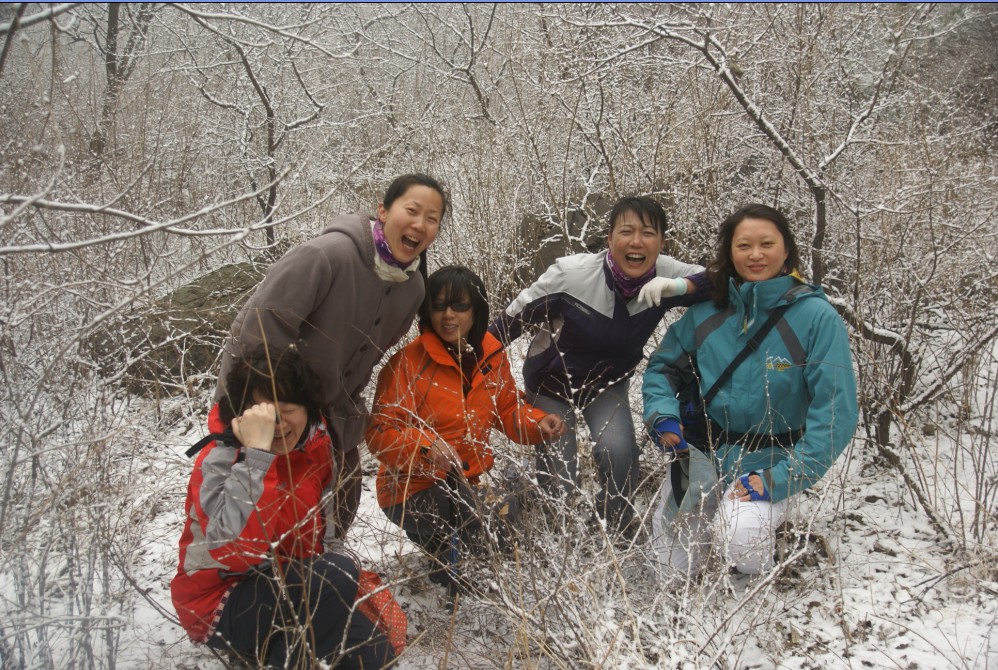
[366,266,565,591]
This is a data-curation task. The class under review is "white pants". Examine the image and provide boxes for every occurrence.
[649,464,790,580]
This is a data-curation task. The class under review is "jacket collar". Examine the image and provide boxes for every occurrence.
[728,274,820,331]
[418,329,502,371]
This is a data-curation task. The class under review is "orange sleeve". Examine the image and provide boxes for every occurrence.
[365,351,439,471]
[492,353,547,445]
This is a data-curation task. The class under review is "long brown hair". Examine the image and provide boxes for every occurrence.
[706,204,802,307]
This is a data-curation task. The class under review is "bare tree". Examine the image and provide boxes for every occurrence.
[1,4,995,668]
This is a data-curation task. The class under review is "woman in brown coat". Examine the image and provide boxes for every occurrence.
[217,174,448,538]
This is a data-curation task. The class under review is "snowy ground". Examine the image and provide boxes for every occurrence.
[110,379,997,670]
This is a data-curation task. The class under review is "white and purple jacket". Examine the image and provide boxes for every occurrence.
[490,250,706,407]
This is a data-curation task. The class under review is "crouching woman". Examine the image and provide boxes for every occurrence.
[171,347,394,669]
[642,204,858,580]
[367,266,565,592]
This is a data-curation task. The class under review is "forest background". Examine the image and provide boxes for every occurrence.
[1,3,996,669]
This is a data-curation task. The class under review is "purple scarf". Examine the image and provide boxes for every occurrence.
[371,218,408,269]
[605,252,656,299]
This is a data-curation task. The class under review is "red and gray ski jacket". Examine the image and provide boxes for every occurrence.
[170,405,335,643]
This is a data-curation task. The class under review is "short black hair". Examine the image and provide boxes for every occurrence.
[417,265,489,355]
[607,196,669,237]
[218,346,325,425]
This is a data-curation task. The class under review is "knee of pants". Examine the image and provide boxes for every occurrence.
[649,513,713,579]
[588,411,637,473]
[291,553,360,612]
[716,500,778,574]
[590,434,638,484]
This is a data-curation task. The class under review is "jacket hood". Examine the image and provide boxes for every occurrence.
[320,213,376,271]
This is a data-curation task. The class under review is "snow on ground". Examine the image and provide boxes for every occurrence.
[111,381,996,670]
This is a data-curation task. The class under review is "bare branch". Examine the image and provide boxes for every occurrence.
[165,2,359,60]
[0,165,341,254]
[0,2,27,79]
[0,3,79,35]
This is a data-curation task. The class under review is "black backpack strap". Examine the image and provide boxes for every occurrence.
[185,428,237,458]
[701,303,792,405]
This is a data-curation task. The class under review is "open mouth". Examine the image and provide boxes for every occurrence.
[624,253,646,267]
[400,235,421,251]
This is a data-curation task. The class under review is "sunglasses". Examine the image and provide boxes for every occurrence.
[430,300,473,313]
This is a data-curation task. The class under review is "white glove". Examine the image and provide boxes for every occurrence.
[637,277,688,307]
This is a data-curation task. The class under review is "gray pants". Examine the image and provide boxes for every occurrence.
[530,380,638,531]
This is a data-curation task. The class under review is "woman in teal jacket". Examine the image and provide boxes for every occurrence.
[642,203,858,578]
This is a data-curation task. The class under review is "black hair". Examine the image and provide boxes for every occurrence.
[607,196,669,237]
[382,173,449,220]
[706,203,803,307]
[417,265,489,356]
[382,173,449,284]
[218,346,325,425]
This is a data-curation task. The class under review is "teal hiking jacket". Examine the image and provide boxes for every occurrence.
[642,274,858,503]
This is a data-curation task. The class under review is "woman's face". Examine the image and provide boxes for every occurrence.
[607,211,665,279]
[429,289,474,347]
[730,217,789,282]
[377,185,444,265]
[252,390,308,456]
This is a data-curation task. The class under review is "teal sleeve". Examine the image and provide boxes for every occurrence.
[766,307,859,502]
[642,313,698,431]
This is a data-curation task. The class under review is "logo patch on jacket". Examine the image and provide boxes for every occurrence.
[766,355,793,372]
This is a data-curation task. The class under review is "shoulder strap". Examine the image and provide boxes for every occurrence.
[701,303,792,405]
[185,428,237,458]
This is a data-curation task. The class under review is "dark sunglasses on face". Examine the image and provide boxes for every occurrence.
[430,300,473,313]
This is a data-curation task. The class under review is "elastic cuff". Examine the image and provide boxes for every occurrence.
[654,417,680,436]
[652,417,688,452]
[243,446,276,471]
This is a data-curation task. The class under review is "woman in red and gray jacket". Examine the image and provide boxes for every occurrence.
[171,347,393,669]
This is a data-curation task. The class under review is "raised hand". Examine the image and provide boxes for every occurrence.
[231,402,277,452]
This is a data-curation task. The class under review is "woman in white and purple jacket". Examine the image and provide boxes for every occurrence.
[490,196,707,533]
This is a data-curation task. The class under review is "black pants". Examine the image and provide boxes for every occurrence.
[384,482,483,583]
[208,552,395,669]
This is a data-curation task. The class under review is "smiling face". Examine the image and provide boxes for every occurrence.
[429,289,474,348]
[376,185,444,265]
[607,210,666,279]
[252,390,308,456]
[730,217,789,282]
